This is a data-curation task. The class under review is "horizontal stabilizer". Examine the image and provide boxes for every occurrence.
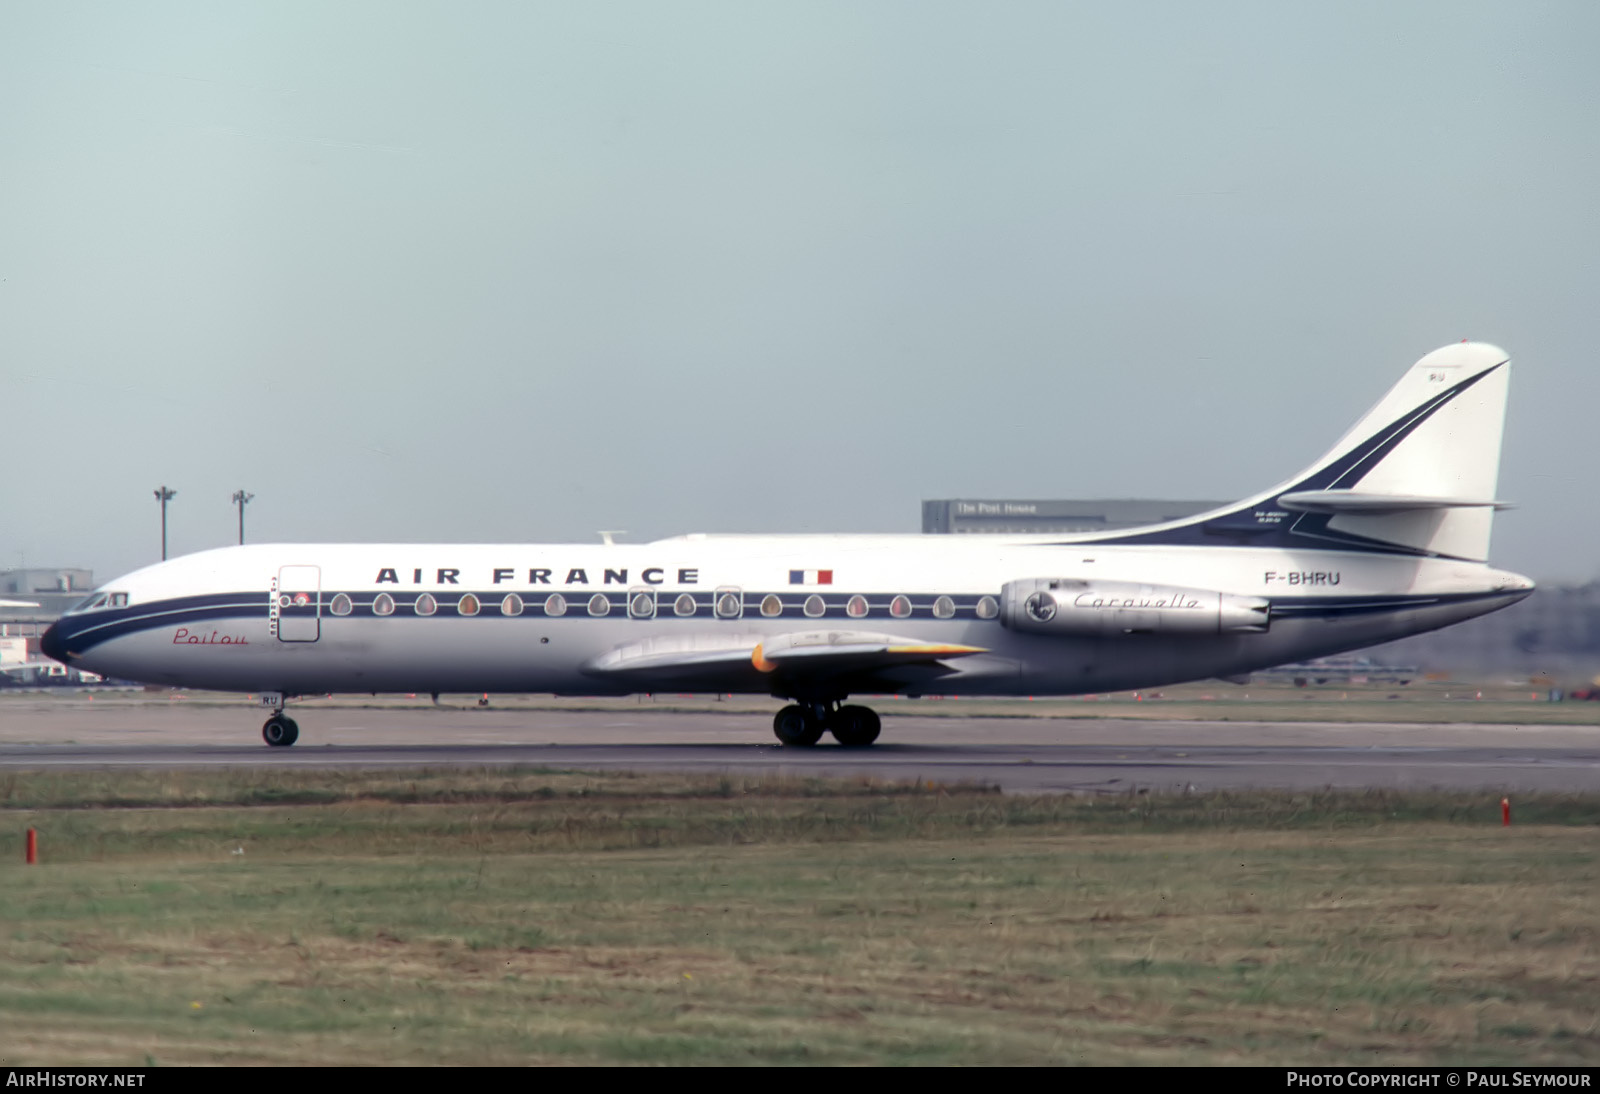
[1277,490,1512,514]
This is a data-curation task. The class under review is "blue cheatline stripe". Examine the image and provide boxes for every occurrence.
[47,587,1519,657]
[52,597,266,649]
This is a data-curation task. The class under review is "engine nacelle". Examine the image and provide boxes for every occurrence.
[1000,578,1270,637]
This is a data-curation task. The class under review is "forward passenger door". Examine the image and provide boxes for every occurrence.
[272,565,322,642]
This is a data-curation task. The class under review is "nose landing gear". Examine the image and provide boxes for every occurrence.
[262,714,300,747]
[771,702,882,747]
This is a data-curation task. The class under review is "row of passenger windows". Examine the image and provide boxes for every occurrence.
[323,592,1001,620]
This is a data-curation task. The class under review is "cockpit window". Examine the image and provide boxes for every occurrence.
[69,594,109,613]
[108,592,128,608]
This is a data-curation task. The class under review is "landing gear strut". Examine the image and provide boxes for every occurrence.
[771,702,882,747]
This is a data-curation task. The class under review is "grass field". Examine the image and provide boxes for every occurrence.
[1,769,1597,1065]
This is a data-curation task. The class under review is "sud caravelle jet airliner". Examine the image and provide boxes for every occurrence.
[43,341,1533,749]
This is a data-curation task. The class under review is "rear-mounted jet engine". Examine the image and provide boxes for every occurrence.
[1000,578,1271,636]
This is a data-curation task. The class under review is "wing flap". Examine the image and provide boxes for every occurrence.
[582,633,767,682]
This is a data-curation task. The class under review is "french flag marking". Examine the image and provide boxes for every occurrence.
[789,569,833,585]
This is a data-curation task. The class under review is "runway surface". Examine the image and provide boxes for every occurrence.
[2,697,1597,792]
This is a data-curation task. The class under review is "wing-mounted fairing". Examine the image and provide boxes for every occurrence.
[582,629,988,692]
[752,629,987,673]
[1001,578,1270,637]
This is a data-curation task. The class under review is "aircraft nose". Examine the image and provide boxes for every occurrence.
[40,621,68,664]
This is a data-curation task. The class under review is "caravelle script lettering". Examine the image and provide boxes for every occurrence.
[1073,593,1203,611]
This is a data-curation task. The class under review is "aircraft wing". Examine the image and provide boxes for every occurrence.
[582,629,987,690]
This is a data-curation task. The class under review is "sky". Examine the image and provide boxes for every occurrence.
[3,2,1598,583]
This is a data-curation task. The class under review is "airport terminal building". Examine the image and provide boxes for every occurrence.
[921,499,1222,536]
[1,568,96,684]
[1,567,95,618]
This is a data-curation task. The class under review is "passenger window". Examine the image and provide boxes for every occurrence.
[330,593,353,616]
[674,593,697,617]
[932,596,955,619]
[501,594,524,617]
[414,593,437,616]
[975,596,999,620]
[587,593,610,617]
[373,593,396,616]
[715,588,742,619]
[846,595,868,618]
[544,593,567,617]
[629,591,655,619]
[760,594,783,618]
[889,595,912,619]
[458,593,480,616]
[803,595,826,618]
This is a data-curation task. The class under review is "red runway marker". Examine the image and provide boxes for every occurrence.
[25,828,37,865]
[1501,797,1511,826]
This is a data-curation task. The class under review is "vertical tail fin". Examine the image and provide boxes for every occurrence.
[1097,342,1513,561]
[1285,341,1511,561]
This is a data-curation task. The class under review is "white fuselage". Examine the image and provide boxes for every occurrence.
[43,534,1533,699]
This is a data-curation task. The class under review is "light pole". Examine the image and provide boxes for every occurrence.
[232,490,254,545]
[153,486,177,560]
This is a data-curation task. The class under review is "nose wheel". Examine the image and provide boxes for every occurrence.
[262,714,300,747]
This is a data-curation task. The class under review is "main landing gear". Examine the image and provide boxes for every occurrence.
[772,702,882,748]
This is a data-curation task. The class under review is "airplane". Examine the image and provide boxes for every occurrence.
[41,341,1533,749]
[0,600,79,684]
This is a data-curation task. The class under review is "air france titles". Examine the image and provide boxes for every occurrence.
[373,567,701,587]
